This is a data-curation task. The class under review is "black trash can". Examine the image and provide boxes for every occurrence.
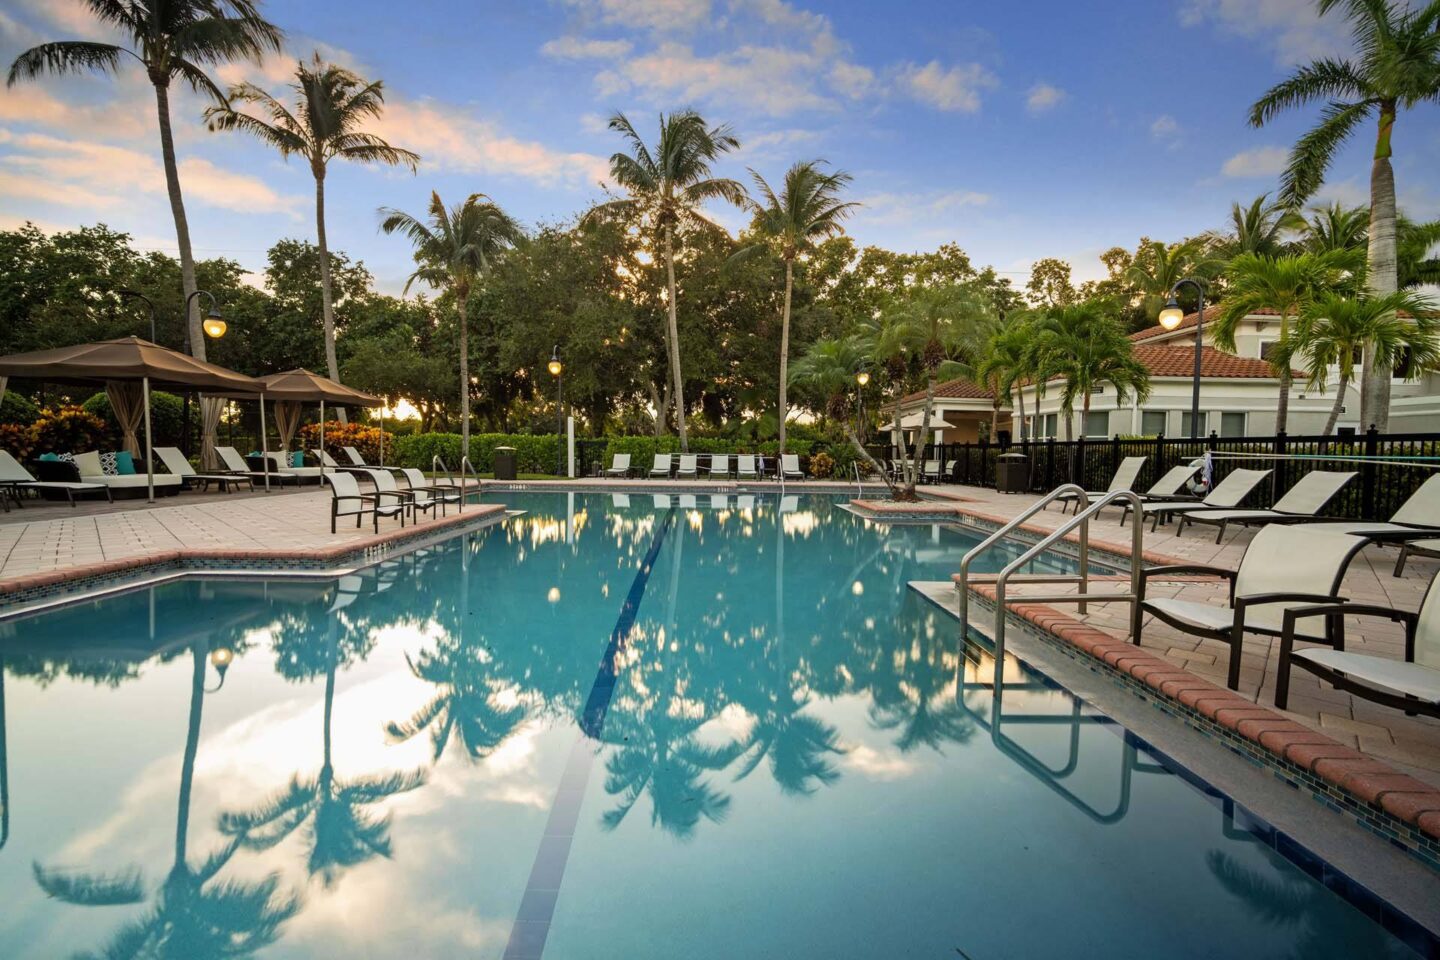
[493,446,517,481]
[995,452,1028,494]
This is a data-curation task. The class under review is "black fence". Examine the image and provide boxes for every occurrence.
[892,427,1440,522]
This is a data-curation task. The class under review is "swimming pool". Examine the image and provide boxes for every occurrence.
[0,491,1426,958]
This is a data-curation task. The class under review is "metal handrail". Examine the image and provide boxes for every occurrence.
[988,490,1144,664]
[459,456,480,511]
[957,483,1088,630]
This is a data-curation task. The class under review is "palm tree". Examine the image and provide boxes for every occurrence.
[1207,194,1301,261]
[1029,302,1150,443]
[7,0,282,363]
[973,313,1034,441]
[205,52,419,415]
[1249,0,1440,431]
[1299,202,1370,253]
[788,336,894,493]
[1212,250,1362,432]
[592,110,747,452]
[1397,216,1440,289]
[384,645,527,763]
[1278,290,1439,434]
[1124,238,1216,322]
[734,160,857,454]
[379,192,522,458]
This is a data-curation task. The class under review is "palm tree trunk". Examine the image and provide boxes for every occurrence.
[1361,104,1398,432]
[1275,368,1292,433]
[458,290,470,460]
[663,226,688,452]
[778,259,793,455]
[845,420,894,497]
[1322,369,1349,435]
[176,641,207,868]
[153,81,202,361]
[314,168,347,424]
[1016,384,1027,441]
[903,375,938,501]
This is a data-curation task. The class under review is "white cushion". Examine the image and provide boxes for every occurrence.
[80,473,183,489]
[1295,648,1440,704]
[1145,596,1330,639]
[73,450,103,476]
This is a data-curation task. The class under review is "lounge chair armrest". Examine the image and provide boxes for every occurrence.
[374,490,412,504]
[1235,591,1346,609]
[1138,563,1237,584]
[1281,602,1414,627]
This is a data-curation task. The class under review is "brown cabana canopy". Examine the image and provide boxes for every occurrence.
[0,337,264,502]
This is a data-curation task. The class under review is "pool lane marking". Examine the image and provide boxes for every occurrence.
[503,507,678,960]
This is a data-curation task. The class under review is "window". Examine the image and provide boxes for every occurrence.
[1219,412,1246,437]
[1395,347,1414,380]
[1043,413,1058,438]
[1180,411,1204,437]
[1084,411,1110,438]
[1259,340,1278,361]
[1140,411,1167,436]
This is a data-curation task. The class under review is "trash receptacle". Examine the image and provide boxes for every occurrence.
[493,446,517,481]
[995,452,1028,494]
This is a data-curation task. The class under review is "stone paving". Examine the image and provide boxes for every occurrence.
[926,483,1440,788]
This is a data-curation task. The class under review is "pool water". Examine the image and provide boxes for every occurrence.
[0,492,1424,958]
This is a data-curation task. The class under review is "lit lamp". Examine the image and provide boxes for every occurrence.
[202,306,227,339]
[855,370,871,387]
[1158,298,1185,331]
[206,642,234,692]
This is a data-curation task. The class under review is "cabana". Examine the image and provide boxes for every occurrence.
[0,337,263,502]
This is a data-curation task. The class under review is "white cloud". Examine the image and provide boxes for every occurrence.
[1025,82,1066,114]
[540,36,633,59]
[829,60,875,99]
[595,40,840,116]
[1179,0,1349,64]
[1150,114,1181,146]
[897,60,996,113]
[1221,145,1288,178]
[561,0,714,34]
[853,188,991,228]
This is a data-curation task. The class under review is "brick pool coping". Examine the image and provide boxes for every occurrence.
[0,502,508,616]
[958,578,1440,867]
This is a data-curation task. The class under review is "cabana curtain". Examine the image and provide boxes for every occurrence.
[199,397,225,470]
[105,380,145,459]
[274,401,303,453]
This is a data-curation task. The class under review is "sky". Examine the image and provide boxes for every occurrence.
[1,0,1438,298]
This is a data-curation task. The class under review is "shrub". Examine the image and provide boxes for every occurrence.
[808,450,836,478]
[298,420,386,463]
[0,391,39,426]
[30,405,108,455]
[393,432,463,470]
[82,391,184,447]
[0,422,36,460]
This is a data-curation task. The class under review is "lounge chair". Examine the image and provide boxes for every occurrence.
[676,454,698,479]
[1132,524,1367,689]
[1304,474,1440,549]
[922,460,942,483]
[736,456,759,481]
[1054,456,1147,513]
[1176,470,1357,543]
[604,453,632,478]
[400,467,460,516]
[1127,468,1273,531]
[1393,538,1440,578]
[1275,569,1440,720]
[358,467,426,519]
[1115,463,1204,525]
[781,453,803,480]
[259,453,325,484]
[154,446,253,493]
[0,450,111,509]
[324,470,406,533]
[705,454,731,479]
[70,450,183,498]
[216,446,297,484]
[649,454,673,479]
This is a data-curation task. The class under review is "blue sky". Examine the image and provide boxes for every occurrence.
[2,0,1437,297]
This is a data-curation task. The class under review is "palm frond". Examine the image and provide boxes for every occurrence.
[1248,58,1369,126]
[6,41,127,87]
[1278,100,1373,206]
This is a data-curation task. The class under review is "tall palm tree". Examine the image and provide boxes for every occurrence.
[1249,0,1440,430]
[734,160,857,454]
[1212,250,1362,432]
[971,312,1032,442]
[205,52,419,416]
[7,0,282,362]
[1278,290,1439,434]
[788,336,893,492]
[1124,238,1216,322]
[1299,202,1370,253]
[1029,302,1150,443]
[592,110,747,452]
[1206,194,1302,260]
[379,192,522,458]
[1397,216,1440,289]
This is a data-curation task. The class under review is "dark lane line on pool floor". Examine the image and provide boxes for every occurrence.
[502,507,679,960]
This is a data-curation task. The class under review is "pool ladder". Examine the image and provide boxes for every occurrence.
[956,486,1145,666]
[432,455,482,512]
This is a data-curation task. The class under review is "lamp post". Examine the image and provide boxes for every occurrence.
[118,290,158,341]
[548,345,564,477]
[1158,279,1206,439]
[855,368,870,443]
[181,290,227,456]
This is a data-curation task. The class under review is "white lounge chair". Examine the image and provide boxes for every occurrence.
[922,459,942,483]
[324,470,406,533]
[676,454,698,479]
[70,450,183,497]
[705,454,731,479]
[1276,569,1440,720]
[1133,524,1367,689]
[216,446,296,484]
[604,453,632,478]
[736,455,759,480]
[1129,468,1273,531]
[359,467,426,519]
[0,450,111,509]
[1393,538,1440,577]
[781,453,803,480]
[400,467,459,516]
[1305,473,1440,548]
[260,452,325,484]
[649,454,673,479]
[1115,463,1204,525]
[1177,470,1357,543]
[1055,456,1147,513]
[154,446,252,493]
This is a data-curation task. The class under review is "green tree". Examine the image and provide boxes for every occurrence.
[1249,0,1440,430]
[205,52,419,413]
[1212,251,1361,432]
[1025,257,1077,308]
[1030,302,1150,443]
[734,160,857,454]
[591,110,747,452]
[1206,194,1302,260]
[1298,202,1370,253]
[1124,238,1215,322]
[789,336,892,491]
[379,192,523,458]
[7,0,282,363]
[1278,290,1439,434]
[975,315,1038,441]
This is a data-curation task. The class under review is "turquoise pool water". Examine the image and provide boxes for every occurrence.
[0,492,1425,958]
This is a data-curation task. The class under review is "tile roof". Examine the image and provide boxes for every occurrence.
[1131,305,1419,341]
[898,377,995,405]
[1132,344,1288,379]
